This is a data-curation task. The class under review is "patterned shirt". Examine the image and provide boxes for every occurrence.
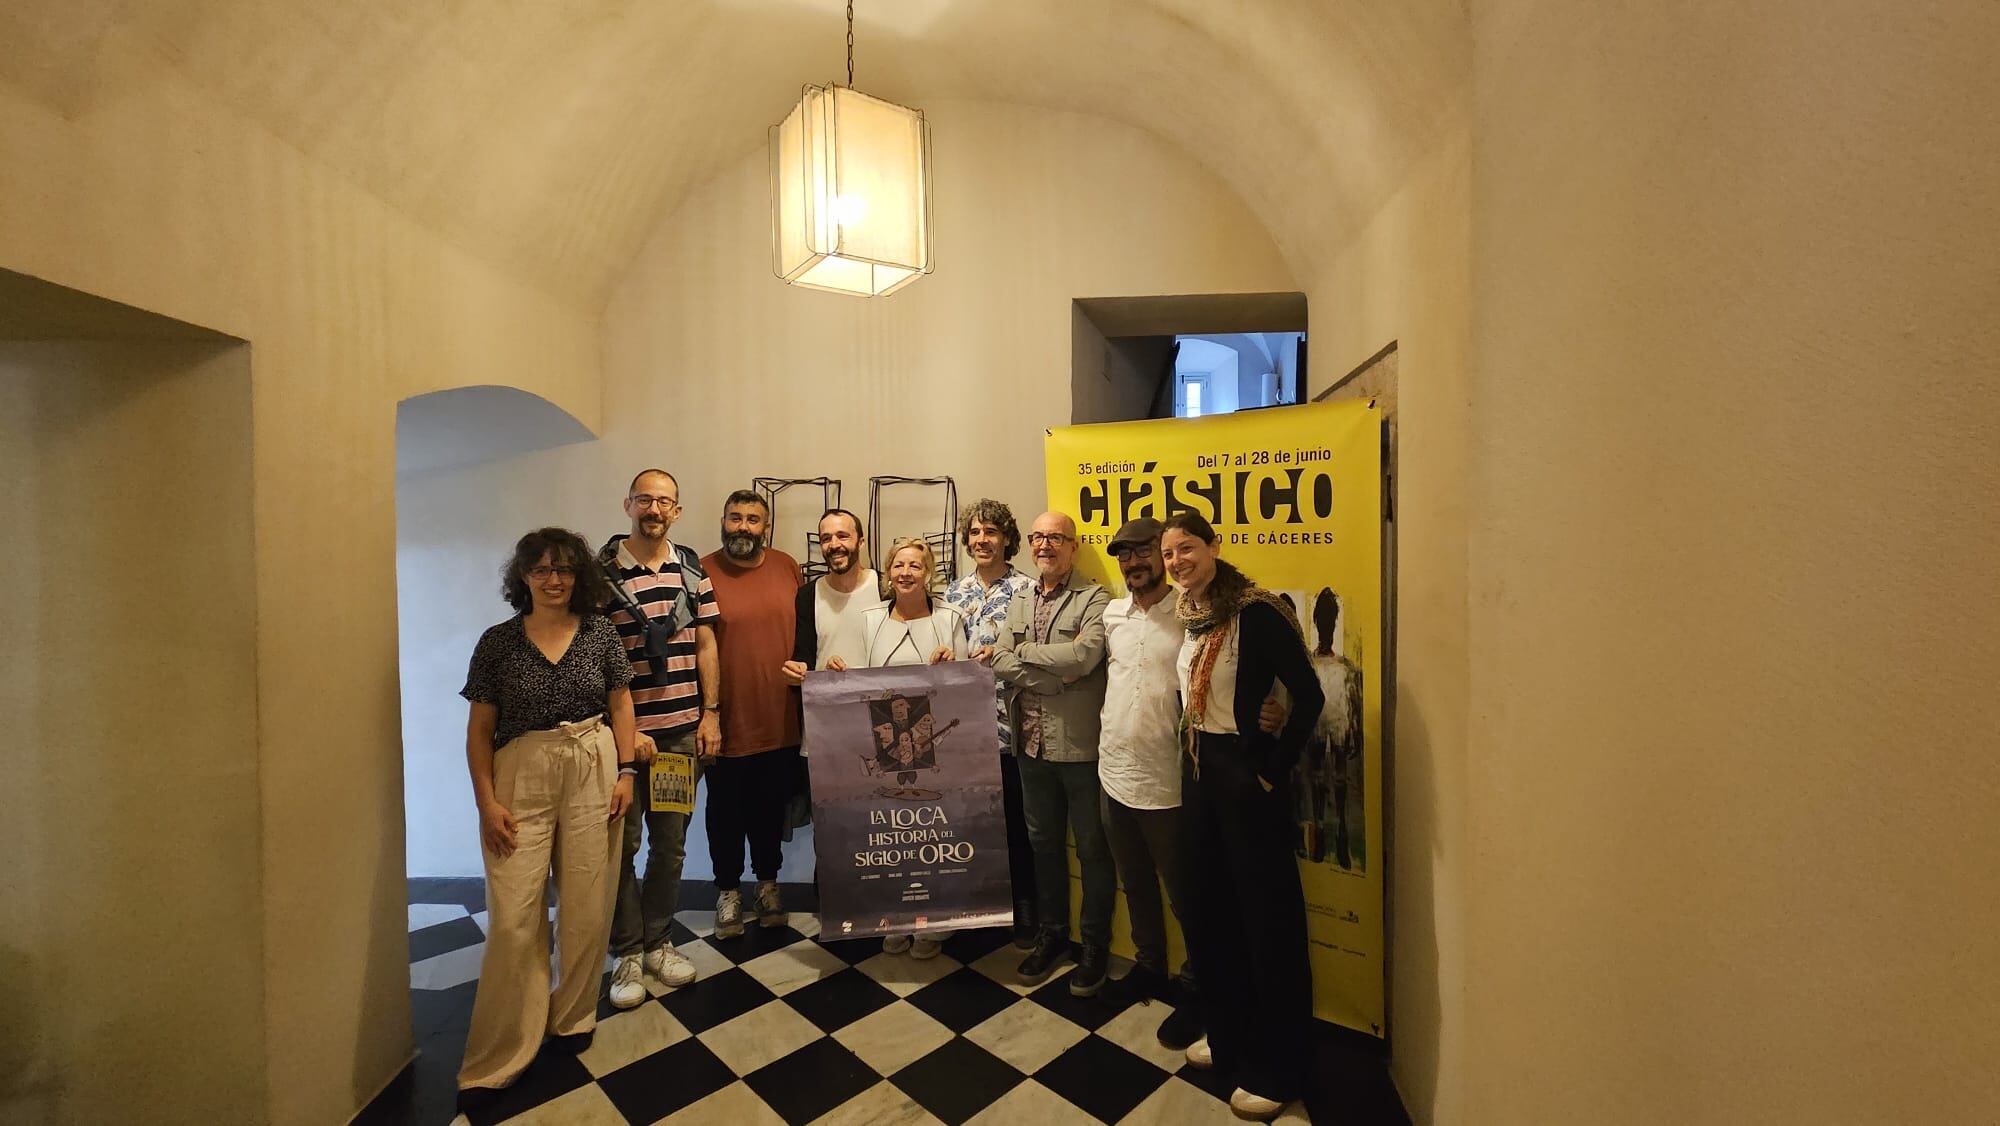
[461,614,634,750]
[943,567,1034,750]
[1019,574,1071,759]
[604,536,721,735]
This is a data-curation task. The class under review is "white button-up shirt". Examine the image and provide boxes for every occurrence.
[1098,588,1186,809]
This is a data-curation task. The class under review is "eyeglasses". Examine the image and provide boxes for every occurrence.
[1110,544,1154,560]
[629,494,679,510]
[1027,532,1073,547]
[526,565,576,581]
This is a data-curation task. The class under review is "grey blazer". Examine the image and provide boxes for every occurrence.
[988,577,1111,763]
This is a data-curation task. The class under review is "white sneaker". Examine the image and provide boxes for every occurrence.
[715,889,745,938]
[1228,1088,1285,1121]
[608,954,647,1009]
[644,943,696,987]
[1185,1035,1214,1070]
[910,935,943,960]
[882,933,913,954]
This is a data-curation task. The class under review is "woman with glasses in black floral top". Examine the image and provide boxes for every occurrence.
[456,527,644,1104]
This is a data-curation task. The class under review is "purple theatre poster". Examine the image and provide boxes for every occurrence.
[802,660,1013,940]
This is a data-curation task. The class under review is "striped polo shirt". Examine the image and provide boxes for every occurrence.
[605,535,720,735]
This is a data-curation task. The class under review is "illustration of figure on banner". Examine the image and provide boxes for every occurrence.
[863,691,962,800]
[1286,586,1366,871]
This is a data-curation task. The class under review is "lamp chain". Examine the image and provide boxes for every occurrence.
[846,0,855,86]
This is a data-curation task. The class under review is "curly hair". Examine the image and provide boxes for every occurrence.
[501,527,611,614]
[959,498,1021,560]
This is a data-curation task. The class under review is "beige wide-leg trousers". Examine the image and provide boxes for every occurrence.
[458,716,622,1090]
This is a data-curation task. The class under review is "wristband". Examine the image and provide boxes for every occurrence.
[618,765,638,778]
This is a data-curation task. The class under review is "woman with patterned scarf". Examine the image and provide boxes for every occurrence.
[1160,511,1325,1122]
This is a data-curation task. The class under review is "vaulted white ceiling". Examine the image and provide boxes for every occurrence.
[0,0,1466,305]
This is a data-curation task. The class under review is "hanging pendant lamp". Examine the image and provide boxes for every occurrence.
[770,0,933,297]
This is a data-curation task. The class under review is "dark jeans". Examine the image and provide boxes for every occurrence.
[1015,753,1115,949]
[1102,792,1196,985]
[611,730,699,957]
[1181,732,1312,1100]
[705,744,800,891]
[999,752,1037,914]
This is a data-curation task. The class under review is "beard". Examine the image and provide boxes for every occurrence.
[824,547,857,574]
[1124,567,1162,596]
[722,532,761,560]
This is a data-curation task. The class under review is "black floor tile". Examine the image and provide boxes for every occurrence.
[410,977,478,1038]
[349,1067,427,1126]
[1034,1034,1171,1124]
[817,935,884,966]
[902,966,1021,1033]
[745,1037,878,1125]
[408,917,486,964]
[596,1036,736,1123]
[655,965,776,1033]
[783,966,899,1034]
[1024,971,1123,1031]
[704,922,812,964]
[407,877,488,911]
[459,1048,593,1126]
[892,1037,1025,1126]
[1303,1024,1410,1126]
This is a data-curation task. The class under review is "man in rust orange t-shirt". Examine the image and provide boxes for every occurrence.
[700,489,806,937]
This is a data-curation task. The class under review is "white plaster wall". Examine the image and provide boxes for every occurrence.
[1464,2,2000,1121]
[1299,126,1473,1123]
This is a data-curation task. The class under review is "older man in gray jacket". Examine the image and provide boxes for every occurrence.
[980,510,1115,996]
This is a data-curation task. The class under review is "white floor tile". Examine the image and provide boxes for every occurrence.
[409,943,485,991]
[808,1079,944,1126]
[739,940,852,996]
[1092,1001,1193,1074]
[698,999,824,1075]
[853,949,963,997]
[576,1003,692,1078]
[964,1002,1090,1074]
[1114,1076,1238,1125]
[831,1000,955,1076]
[409,903,471,931]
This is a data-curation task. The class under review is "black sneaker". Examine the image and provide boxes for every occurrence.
[1016,930,1072,985]
[545,1029,595,1055]
[1068,944,1108,997]
[1155,1003,1204,1050]
[1010,900,1039,950]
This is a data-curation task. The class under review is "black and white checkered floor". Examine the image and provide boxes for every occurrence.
[361,880,1407,1125]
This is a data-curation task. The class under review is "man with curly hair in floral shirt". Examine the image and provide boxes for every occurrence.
[941,498,1040,947]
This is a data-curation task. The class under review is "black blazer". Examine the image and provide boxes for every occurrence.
[1225,601,1326,783]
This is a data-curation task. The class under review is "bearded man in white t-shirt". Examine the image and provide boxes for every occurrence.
[781,508,885,680]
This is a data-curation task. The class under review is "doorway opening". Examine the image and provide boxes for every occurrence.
[1,268,261,1123]
[1069,291,1308,424]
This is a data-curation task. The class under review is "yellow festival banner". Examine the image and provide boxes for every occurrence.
[1045,400,1385,1036]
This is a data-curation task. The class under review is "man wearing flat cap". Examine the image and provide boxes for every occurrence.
[1096,517,1204,1047]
